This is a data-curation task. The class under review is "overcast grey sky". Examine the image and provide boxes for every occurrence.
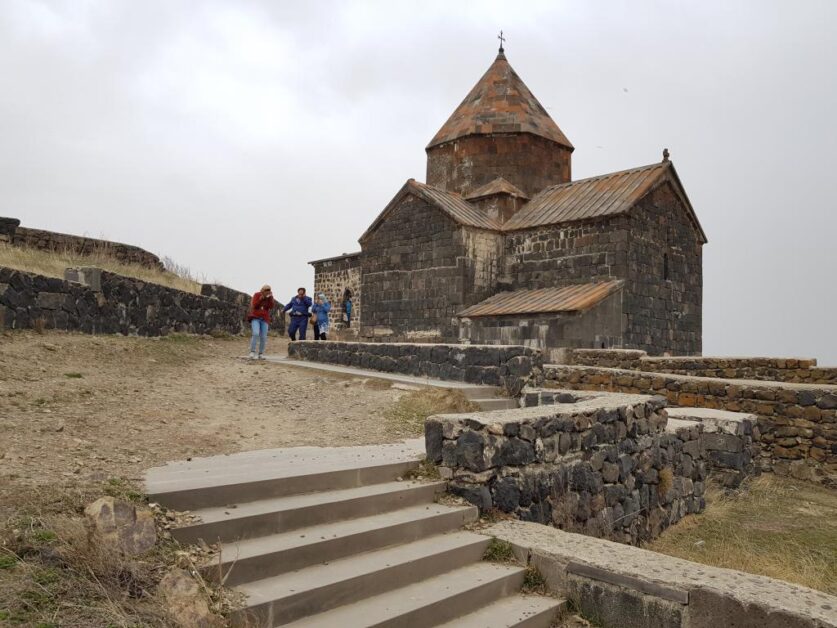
[1,1,835,363]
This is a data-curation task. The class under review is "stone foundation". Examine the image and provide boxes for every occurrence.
[425,391,708,545]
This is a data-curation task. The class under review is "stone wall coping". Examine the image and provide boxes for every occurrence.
[486,520,837,627]
[293,340,539,351]
[546,364,837,392]
[431,391,660,425]
[642,355,818,363]
[665,407,758,422]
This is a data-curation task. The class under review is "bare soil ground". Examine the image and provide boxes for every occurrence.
[0,331,421,506]
[0,330,459,626]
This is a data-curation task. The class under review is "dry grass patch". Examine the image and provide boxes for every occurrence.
[384,388,479,437]
[648,474,837,594]
[0,479,236,627]
[0,243,202,294]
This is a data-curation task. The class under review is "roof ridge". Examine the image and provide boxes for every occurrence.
[535,161,670,196]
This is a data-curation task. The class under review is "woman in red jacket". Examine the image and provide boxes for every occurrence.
[247,285,274,359]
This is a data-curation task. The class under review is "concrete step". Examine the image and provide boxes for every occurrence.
[172,480,445,545]
[283,562,526,628]
[232,531,491,627]
[146,441,423,511]
[204,502,479,586]
[435,594,566,628]
[473,397,519,411]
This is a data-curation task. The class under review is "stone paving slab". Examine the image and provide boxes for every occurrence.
[145,439,424,491]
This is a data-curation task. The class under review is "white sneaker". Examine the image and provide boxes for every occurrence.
[257,354,265,360]
[248,351,256,359]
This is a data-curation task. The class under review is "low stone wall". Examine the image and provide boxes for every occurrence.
[200,283,284,333]
[0,266,245,336]
[520,391,758,488]
[564,348,837,385]
[545,364,837,485]
[288,341,543,394]
[425,392,707,545]
[487,520,837,628]
[6,220,163,270]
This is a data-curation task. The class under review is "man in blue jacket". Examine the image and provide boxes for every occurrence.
[284,287,313,341]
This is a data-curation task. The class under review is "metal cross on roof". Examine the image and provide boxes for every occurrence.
[498,30,506,53]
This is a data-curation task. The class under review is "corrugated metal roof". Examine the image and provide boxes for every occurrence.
[464,177,529,200]
[427,52,573,150]
[458,280,624,318]
[503,163,668,231]
[413,181,502,231]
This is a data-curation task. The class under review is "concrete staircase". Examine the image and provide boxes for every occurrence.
[146,441,563,627]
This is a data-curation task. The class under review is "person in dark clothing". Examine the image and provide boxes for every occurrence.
[246,284,274,359]
[284,287,313,340]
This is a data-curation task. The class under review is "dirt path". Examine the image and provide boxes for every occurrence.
[0,331,415,517]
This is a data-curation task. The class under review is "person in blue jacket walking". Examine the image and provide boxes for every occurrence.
[312,293,331,341]
[283,287,313,341]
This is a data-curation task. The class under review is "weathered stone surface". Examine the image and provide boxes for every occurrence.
[84,497,156,556]
[489,521,837,628]
[290,340,541,395]
[0,266,258,336]
[545,364,837,483]
[158,569,222,628]
[434,390,707,545]
[563,348,837,386]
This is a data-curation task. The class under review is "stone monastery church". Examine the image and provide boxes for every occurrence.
[312,47,707,359]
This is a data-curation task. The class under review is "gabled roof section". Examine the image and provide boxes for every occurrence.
[464,177,529,201]
[359,179,502,243]
[458,280,624,318]
[503,161,708,243]
[427,52,573,151]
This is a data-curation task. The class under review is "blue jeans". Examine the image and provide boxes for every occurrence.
[288,315,308,340]
[250,319,268,354]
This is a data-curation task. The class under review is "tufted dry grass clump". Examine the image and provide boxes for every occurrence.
[648,474,837,595]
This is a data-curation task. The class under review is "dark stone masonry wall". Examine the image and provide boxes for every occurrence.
[425,393,707,545]
[288,341,542,395]
[0,267,245,336]
[501,217,629,292]
[4,219,164,270]
[623,183,702,355]
[426,133,572,199]
[311,254,361,332]
[564,348,837,385]
[360,196,468,340]
[201,283,284,333]
[545,364,837,485]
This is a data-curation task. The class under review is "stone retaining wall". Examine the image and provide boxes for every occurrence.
[425,392,708,545]
[287,341,542,395]
[488,520,837,628]
[545,364,837,485]
[3,218,164,270]
[0,266,245,336]
[564,348,837,385]
[200,283,284,333]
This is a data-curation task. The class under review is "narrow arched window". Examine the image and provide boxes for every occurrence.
[663,253,669,280]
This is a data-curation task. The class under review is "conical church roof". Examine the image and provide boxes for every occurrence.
[427,51,573,150]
